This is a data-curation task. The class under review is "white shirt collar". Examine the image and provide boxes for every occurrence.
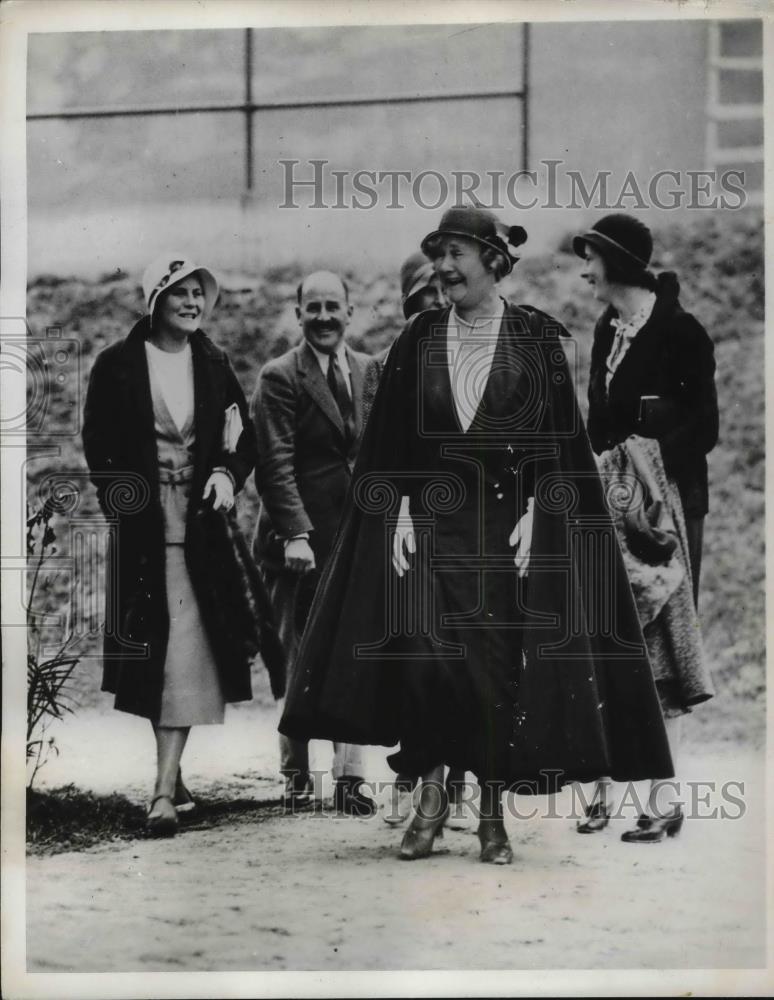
[308,339,350,374]
[610,293,656,340]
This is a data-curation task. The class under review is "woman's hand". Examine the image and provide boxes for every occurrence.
[392,495,416,577]
[203,471,235,511]
[509,496,534,578]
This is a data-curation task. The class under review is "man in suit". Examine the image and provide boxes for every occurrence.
[251,270,376,815]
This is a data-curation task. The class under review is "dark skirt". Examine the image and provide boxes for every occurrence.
[386,500,525,781]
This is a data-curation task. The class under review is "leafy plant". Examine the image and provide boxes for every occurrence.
[26,497,80,789]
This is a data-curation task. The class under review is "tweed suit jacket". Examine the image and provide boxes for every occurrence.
[251,339,370,572]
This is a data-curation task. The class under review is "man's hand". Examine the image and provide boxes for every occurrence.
[509,496,534,578]
[203,471,235,511]
[285,537,316,574]
[391,495,416,577]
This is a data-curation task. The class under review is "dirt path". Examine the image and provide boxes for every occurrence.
[25,703,766,972]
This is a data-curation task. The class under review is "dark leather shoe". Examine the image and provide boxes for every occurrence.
[334,779,377,817]
[477,824,513,865]
[576,801,611,834]
[621,807,684,843]
[399,805,449,860]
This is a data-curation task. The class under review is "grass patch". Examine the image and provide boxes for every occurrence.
[27,785,147,856]
[27,784,288,856]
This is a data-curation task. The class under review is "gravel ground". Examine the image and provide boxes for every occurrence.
[22,701,767,975]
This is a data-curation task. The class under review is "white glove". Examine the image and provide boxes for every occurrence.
[391,495,416,577]
[284,537,316,574]
[509,496,534,578]
[203,471,235,511]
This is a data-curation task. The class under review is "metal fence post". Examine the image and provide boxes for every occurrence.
[245,28,254,193]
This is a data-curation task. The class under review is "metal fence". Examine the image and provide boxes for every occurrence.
[27,26,531,193]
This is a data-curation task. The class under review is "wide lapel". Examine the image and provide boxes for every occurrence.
[465,301,509,434]
[190,332,222,505]
[347,347,366,437]
[119,319,161,502]
[430,306,466,433]
[297,341,345,437]
[474,303,539,435]
[590,311,616,403]
[607,296,664,400]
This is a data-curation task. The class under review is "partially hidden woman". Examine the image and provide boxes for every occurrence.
[573,214,717,841]
[83,254,277,837]
[372,251,469,829]
[280,205,674,865]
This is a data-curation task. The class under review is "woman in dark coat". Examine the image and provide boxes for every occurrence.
[573,214,718,842]
[82,254,265,836]
[281,206,673,865]
[578,214,719,604]
[374,252,470,829]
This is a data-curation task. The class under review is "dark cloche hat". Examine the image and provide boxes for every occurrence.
[400,251,438,320]
[400,251,436,303]
[572,213,653,271]
[421,205,528,276]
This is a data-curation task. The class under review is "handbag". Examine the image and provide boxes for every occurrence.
[621,440,678,566]
[623,498,678,565]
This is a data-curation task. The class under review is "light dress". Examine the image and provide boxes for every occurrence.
[145,340,225,726]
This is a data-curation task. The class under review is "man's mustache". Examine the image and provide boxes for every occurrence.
[310,320,341,332]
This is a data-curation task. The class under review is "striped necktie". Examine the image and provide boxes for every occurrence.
[327,353,356,447]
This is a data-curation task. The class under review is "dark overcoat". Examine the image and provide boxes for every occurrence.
[587,271,719,517]
[280,303,674,790]
[82,315,271,719]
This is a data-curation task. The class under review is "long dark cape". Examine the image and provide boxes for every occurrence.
[280,303,673,789]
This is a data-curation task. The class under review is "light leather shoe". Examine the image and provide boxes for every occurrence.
[146,794,179,838]
[576,801,611,834]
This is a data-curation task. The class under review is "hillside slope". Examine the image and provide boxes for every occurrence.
[25,212,765,740]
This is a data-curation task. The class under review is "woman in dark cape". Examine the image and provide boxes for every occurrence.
[281,206,673,864]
